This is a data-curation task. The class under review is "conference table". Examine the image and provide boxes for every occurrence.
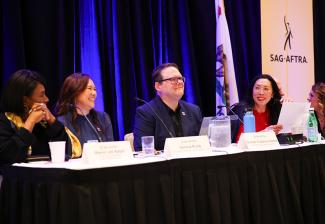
[0,143,324,224]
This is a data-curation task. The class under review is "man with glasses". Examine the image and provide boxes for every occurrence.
[133,63,202,152]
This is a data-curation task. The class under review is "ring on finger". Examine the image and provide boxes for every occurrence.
[29,108,36,114]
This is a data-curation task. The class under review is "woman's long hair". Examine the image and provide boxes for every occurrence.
[246,74,282,124]
[54,73,104,135]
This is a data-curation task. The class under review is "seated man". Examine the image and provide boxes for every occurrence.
[133,63,202,151]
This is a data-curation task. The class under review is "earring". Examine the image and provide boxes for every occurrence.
[23,104,29,113]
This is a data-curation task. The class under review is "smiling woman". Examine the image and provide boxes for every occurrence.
[0,69,71,165]
[54,73,114,157]
[230,74,284,142]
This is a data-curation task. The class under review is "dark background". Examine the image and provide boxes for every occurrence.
[1,0,324,140]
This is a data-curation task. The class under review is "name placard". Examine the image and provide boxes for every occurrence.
[82,141,133,164]
[238,131,280,151]
[164,136,211,158]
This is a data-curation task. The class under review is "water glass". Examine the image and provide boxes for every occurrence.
[141,136,155,155]
[208,116,231,147]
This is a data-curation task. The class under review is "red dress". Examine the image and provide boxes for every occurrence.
[236,109,270,142]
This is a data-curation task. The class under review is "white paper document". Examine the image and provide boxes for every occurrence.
[277,102,310,133]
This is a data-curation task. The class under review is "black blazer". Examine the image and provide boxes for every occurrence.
[133,96,202,151]
[315,112,325,137]
[230,103,248,143]
[0,113,70,165]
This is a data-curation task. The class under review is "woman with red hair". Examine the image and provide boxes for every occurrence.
[55,73,114,158]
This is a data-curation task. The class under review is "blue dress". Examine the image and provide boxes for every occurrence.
[57,111,114,147]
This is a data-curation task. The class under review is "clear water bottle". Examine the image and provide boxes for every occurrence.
[243,110,256,133]
[307,107,318,142]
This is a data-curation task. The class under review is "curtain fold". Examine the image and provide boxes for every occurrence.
[77,0,216,139]
[224,0,261,101]
[1,0,325,139]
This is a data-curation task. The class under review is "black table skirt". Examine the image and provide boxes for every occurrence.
[1,144,324,224]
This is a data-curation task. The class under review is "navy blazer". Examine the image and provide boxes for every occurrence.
[57,111,114,147]
[230,103,247,143]
[133,96,202,151]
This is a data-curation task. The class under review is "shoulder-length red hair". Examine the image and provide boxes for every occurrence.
[55,73,103,135]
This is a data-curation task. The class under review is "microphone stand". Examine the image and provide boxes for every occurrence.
[70,104,102,142]
[217,104,244,124]
[134,97,174,138]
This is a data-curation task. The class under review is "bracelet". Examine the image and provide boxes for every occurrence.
[28,108,35,114]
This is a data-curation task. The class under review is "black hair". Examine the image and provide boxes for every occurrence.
[1,69,46,117]
[247,74,282,124]
[151,63,179,84]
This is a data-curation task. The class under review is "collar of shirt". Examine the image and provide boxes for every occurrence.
[159,100,184,137]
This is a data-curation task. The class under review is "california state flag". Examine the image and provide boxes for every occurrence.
[215,0,239,115]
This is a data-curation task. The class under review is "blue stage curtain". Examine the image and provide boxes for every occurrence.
[0,0,75,109]
[75,0,216,140]
[313,0,325,83]
[224,0,261,101]
[1,0,325,140]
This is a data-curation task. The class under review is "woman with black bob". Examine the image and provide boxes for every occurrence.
[0,69,71,164]
[54,73,114,158]
[231,74,283,142]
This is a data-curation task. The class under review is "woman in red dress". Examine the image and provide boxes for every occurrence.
[231,74,283,142]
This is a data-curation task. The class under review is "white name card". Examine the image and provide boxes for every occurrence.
[238,131,280,151]
[82,141,133,164]
[164,136,211,158]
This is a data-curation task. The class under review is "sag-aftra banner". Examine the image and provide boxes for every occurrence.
[261,0,314,101]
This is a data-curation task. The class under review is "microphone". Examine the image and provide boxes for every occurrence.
[134,97,174,137]
[217,104,244,124]
[68,104,102,142]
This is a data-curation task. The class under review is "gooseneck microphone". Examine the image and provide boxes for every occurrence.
[69,104,102,142]
[217,104,244,124]
[134,97,174,138]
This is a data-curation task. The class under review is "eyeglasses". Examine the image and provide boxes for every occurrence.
[157,76,185,85]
